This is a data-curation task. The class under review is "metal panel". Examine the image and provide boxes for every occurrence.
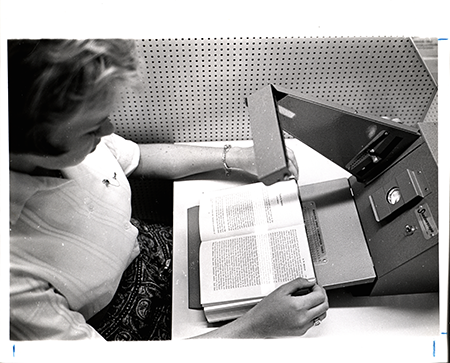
[350,136,438,294]
[299,178,376,290]
[111,37,437,144]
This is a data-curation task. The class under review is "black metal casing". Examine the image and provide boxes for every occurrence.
[247,84,438,296]
[350,125,438,295]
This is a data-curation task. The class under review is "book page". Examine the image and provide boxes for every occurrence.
[199,179,303,242]
[199,224,315,306]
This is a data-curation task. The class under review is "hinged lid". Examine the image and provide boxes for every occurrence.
[247,84,422,184]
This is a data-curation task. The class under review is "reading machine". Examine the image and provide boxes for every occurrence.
[247,84,438,296]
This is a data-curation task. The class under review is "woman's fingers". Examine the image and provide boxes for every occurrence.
[285,147,299,179]
[304,283,328,309]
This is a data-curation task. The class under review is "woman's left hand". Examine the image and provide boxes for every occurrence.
[229,146,299,180]
[285,146,299,180]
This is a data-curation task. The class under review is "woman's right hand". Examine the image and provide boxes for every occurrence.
[237,277,329,338]
[195,277,329,339]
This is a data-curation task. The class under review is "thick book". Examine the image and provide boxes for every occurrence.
[197,179,316,323]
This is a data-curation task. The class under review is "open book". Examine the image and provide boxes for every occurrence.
[198,179,316,323]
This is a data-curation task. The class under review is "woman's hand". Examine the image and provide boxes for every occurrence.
[237,278,328,338]
[285,146,299,179]
[195,278,329,339]
[228,146,299,180]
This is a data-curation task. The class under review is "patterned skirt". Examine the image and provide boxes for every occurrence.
[88,218,173,341]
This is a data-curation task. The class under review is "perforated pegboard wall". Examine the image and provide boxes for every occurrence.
[423,91,438,123]
[111,37,437,144]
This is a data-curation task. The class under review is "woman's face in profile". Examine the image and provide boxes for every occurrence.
[31,103,116,171]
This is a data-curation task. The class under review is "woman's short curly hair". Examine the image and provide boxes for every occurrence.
[8,39,140,156]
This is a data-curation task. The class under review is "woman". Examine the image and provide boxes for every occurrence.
[8,39,328,340]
